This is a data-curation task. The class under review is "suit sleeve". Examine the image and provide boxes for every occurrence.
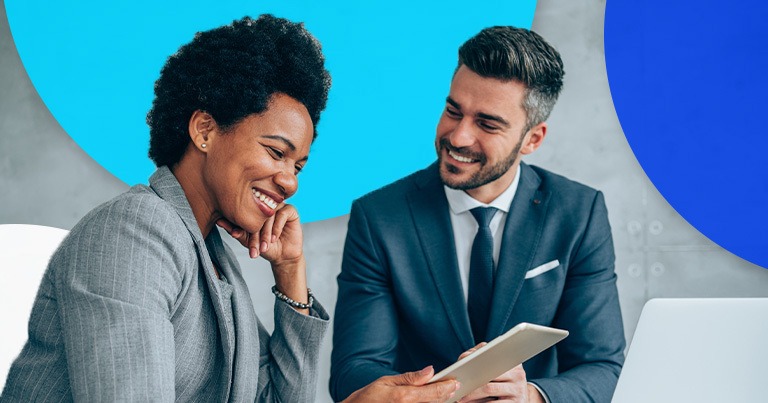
[530,191,626,402]
[256,299,330,403]
[329,200,400,402]
[54,198,188,402]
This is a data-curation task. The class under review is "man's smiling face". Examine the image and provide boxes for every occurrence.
[435,65,541,202]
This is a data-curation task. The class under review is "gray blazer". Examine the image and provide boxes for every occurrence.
[1,166,329,402]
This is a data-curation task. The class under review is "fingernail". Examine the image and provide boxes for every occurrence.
[455,381,461,390]
[233,230,242,237]
[250,247,258,259]
[420,365,433,375]
[260,241,268,252]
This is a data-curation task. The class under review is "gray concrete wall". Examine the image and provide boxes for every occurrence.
[2,0,768,401]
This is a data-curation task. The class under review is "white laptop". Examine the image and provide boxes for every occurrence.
[612,298,768,402]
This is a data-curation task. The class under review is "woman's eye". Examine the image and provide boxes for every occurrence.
[268,147,284,159]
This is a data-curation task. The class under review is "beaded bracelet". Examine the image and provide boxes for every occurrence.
[271,285,314,310]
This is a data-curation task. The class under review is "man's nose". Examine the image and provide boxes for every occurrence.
[448,118,476,148]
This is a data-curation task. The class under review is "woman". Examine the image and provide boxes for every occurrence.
[1,14,460,403]
[1,15,330,402]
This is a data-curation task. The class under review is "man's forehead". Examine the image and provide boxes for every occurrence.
[448,66,526,111]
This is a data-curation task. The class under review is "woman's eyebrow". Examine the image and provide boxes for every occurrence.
[263,135,296,151]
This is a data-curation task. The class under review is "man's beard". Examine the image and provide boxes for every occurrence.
[438,136,524,191]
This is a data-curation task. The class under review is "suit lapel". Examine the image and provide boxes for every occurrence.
[487,164,550,339]
[407,164,475,351]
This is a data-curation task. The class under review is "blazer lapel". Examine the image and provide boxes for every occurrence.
[407,163,475,351]
[148,167,236,390]
[205,231,260,401]
[486,163,550,339]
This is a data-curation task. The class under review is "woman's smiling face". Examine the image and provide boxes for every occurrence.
[200,93,313,234]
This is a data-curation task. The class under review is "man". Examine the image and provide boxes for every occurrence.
[330,26,625,402]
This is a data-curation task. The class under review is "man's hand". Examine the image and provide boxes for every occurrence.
[455,344,545,403]
[342,366,460,403]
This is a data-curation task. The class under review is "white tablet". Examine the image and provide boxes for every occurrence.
[429,322,568,402]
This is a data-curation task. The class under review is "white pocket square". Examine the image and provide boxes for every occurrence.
[524,259,560,279]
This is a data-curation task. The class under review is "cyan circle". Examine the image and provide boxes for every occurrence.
[5,1,536,222]
[605,0,768,268]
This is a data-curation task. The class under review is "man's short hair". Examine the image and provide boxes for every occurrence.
[458,26,564,132]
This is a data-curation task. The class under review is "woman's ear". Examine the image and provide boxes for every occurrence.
[188,110,215,152]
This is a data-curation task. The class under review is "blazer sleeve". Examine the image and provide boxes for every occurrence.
[256,298,330,403]
[329,200,401,402]
[53,196,191,402]
[530,191,626,402]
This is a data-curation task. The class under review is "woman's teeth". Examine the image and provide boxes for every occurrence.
[253,189,278,209]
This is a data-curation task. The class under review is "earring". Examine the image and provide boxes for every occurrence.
[201,143,207,149]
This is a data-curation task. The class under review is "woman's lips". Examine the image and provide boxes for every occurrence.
[252,188,279,217]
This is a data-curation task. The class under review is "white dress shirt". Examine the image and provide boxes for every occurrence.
[444,166,521,302]
[443,166,551,403]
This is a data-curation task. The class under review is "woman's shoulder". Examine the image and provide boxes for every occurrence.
[57,185,198,278]
[75,185,186,236]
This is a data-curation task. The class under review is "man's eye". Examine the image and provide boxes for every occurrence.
[295,164,304,175]
[445,108,460,117]
[479,122,499,131]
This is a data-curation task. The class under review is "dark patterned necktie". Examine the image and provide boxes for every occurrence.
[468,206,498,344]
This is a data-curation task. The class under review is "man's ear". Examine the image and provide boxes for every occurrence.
[520,122,547,155]
[188,110,216,152]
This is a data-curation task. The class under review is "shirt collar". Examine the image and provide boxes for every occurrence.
[444,164,521,215]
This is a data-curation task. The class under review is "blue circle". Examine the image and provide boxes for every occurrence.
[605,1,768,268]
[5,0,536,222]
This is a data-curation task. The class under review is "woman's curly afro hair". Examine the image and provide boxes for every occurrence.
[147,15,331,167]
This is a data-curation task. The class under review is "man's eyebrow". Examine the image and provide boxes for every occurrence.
[263,135,296,151]
[446,97,510,128]
[477,112,510,128]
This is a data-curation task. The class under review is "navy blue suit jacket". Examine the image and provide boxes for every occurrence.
[330,162,625,402]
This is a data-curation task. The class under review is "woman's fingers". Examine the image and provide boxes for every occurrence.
[215,205,301,260]
[272,204,298,242]
[258,214,276,255]
[216,218,247,245]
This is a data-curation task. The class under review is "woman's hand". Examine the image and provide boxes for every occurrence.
[215,203,303,265]
[216,204,310,314]
[343,366,460,403]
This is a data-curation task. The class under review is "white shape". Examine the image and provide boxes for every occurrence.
[0,224,68,391]
[524,259,560,279]
[613,298,768,402]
